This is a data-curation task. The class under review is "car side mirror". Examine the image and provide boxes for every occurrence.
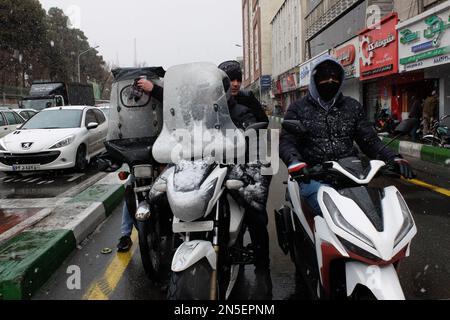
[87,122,99,130]
[282,120,307,136]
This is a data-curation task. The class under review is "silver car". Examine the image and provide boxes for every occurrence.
[0,109,25,138]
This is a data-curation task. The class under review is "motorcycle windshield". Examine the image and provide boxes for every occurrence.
[152,62,246,164]
[107,67,165,141]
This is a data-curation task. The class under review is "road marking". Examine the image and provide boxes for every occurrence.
[407,179,450,197]
[59,172,107,198]
[83,231,138,300]
[27,178,40,183]
[3,178,14,183]
[67,174,85,182]
[37,181,47,185]
[45,180,55,185]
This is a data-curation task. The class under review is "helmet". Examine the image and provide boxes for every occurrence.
[218,60,243,82]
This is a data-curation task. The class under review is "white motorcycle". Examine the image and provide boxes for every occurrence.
[275,120,417,300]
[151,62,266,300]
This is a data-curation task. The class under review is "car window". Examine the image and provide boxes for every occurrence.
[21,110,83,129]
[85,110,97,126]
[4,112,19,125]
[93,109,106,124]
[0,113,5,126]
[13,112,24,123]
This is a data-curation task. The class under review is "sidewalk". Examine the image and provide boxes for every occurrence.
[0,171,125,300]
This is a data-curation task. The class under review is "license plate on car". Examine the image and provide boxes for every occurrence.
[12,164,40,171]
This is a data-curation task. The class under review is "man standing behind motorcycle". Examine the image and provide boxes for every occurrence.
[133,65,273,299]
[280,55,414,214]
[219,61,272,300]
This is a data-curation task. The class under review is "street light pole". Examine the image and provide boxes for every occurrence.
[78,45,99,83]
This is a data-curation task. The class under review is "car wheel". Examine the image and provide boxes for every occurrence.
[74,145,88,172]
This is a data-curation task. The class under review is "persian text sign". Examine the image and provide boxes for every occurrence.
[359,13,398,80]
[332,37,360,79]
[398,3,450,72]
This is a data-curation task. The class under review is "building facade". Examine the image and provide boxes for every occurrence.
[242,0,284,107]
[271,0,304,112]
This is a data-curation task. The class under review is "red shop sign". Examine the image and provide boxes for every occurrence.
[358,13,398,81]
[335,44,356,67]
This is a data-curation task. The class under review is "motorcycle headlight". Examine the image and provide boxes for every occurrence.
[49,135,75,149]
[394,192,414,247]
[169,178,217,222]
[323,192,375,248]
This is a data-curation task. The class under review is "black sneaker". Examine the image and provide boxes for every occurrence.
[117,236,133,252]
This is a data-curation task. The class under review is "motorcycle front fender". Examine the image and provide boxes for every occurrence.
[171,240,217,272]
[345,261,405,300]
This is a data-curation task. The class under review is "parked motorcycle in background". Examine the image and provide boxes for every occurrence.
[374,109,399,134]
[98,67,173,282]
[421,115,450,149]
[274,119,418,300]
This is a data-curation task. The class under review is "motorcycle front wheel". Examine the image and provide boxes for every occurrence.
[167,258,213,300]
[137,220,163,282]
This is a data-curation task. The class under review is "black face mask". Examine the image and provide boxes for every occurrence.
[317,81,341,102]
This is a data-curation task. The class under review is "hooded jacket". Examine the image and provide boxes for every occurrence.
[280,55,398,167]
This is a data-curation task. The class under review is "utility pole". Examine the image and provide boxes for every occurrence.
[78,46,100,83]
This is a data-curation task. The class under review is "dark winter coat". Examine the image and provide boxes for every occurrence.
[280,56,398,167]
[228,96,257,130]
[236,90,269,123]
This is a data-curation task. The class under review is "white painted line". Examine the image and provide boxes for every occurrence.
[12,179,24,183]
[64,202,106,243]
[21,178,33,183]
[67,174,85,182]
[27,178,40,183]
[45,180,55,185]
[3,178,14,183]
[37,181,47,185]
[58,172,107,198]
[0,208,53,245]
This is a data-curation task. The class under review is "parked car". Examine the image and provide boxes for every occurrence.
[14,109,38,120]
[0,106,108,172]
[0,108,25,138]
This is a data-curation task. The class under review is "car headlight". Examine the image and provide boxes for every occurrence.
[394,192,414,247]
[323,192,375,248]
[0,140,6,151]
[49,135,75,149]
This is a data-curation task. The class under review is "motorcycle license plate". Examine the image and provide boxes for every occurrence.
[12,164,40,171]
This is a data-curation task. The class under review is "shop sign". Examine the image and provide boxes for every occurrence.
[331,37,360,79]
[298,50,329,88]
[260,75,272,90]
[398,2,450,72]
[359,13,398,81]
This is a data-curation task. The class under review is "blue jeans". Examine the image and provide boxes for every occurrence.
[121,175,136,237]
[121,202,134,237]
[299,180,323,215]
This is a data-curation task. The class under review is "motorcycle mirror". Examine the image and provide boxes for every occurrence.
[282,120,308,136]
[394,119,416,135]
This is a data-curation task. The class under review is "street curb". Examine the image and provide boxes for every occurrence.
[0,172,125,300]
[381,137,450,166]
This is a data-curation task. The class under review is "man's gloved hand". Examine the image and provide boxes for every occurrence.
[288,162,310,183]
[390,158,415,179]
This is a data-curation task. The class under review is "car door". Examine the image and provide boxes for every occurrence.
[84,109,99,155]
[3,111,23,135]
[0,113,9,138]
[93,109,107,153]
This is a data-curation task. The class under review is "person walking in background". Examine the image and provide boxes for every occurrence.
[408,95,423,141]
[423,91,438,136]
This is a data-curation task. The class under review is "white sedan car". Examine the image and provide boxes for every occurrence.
[0,106,108,172]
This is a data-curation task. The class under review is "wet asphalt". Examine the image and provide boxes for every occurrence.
[33,156,450,301]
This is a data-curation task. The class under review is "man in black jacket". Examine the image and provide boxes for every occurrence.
[280,55,414,214]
